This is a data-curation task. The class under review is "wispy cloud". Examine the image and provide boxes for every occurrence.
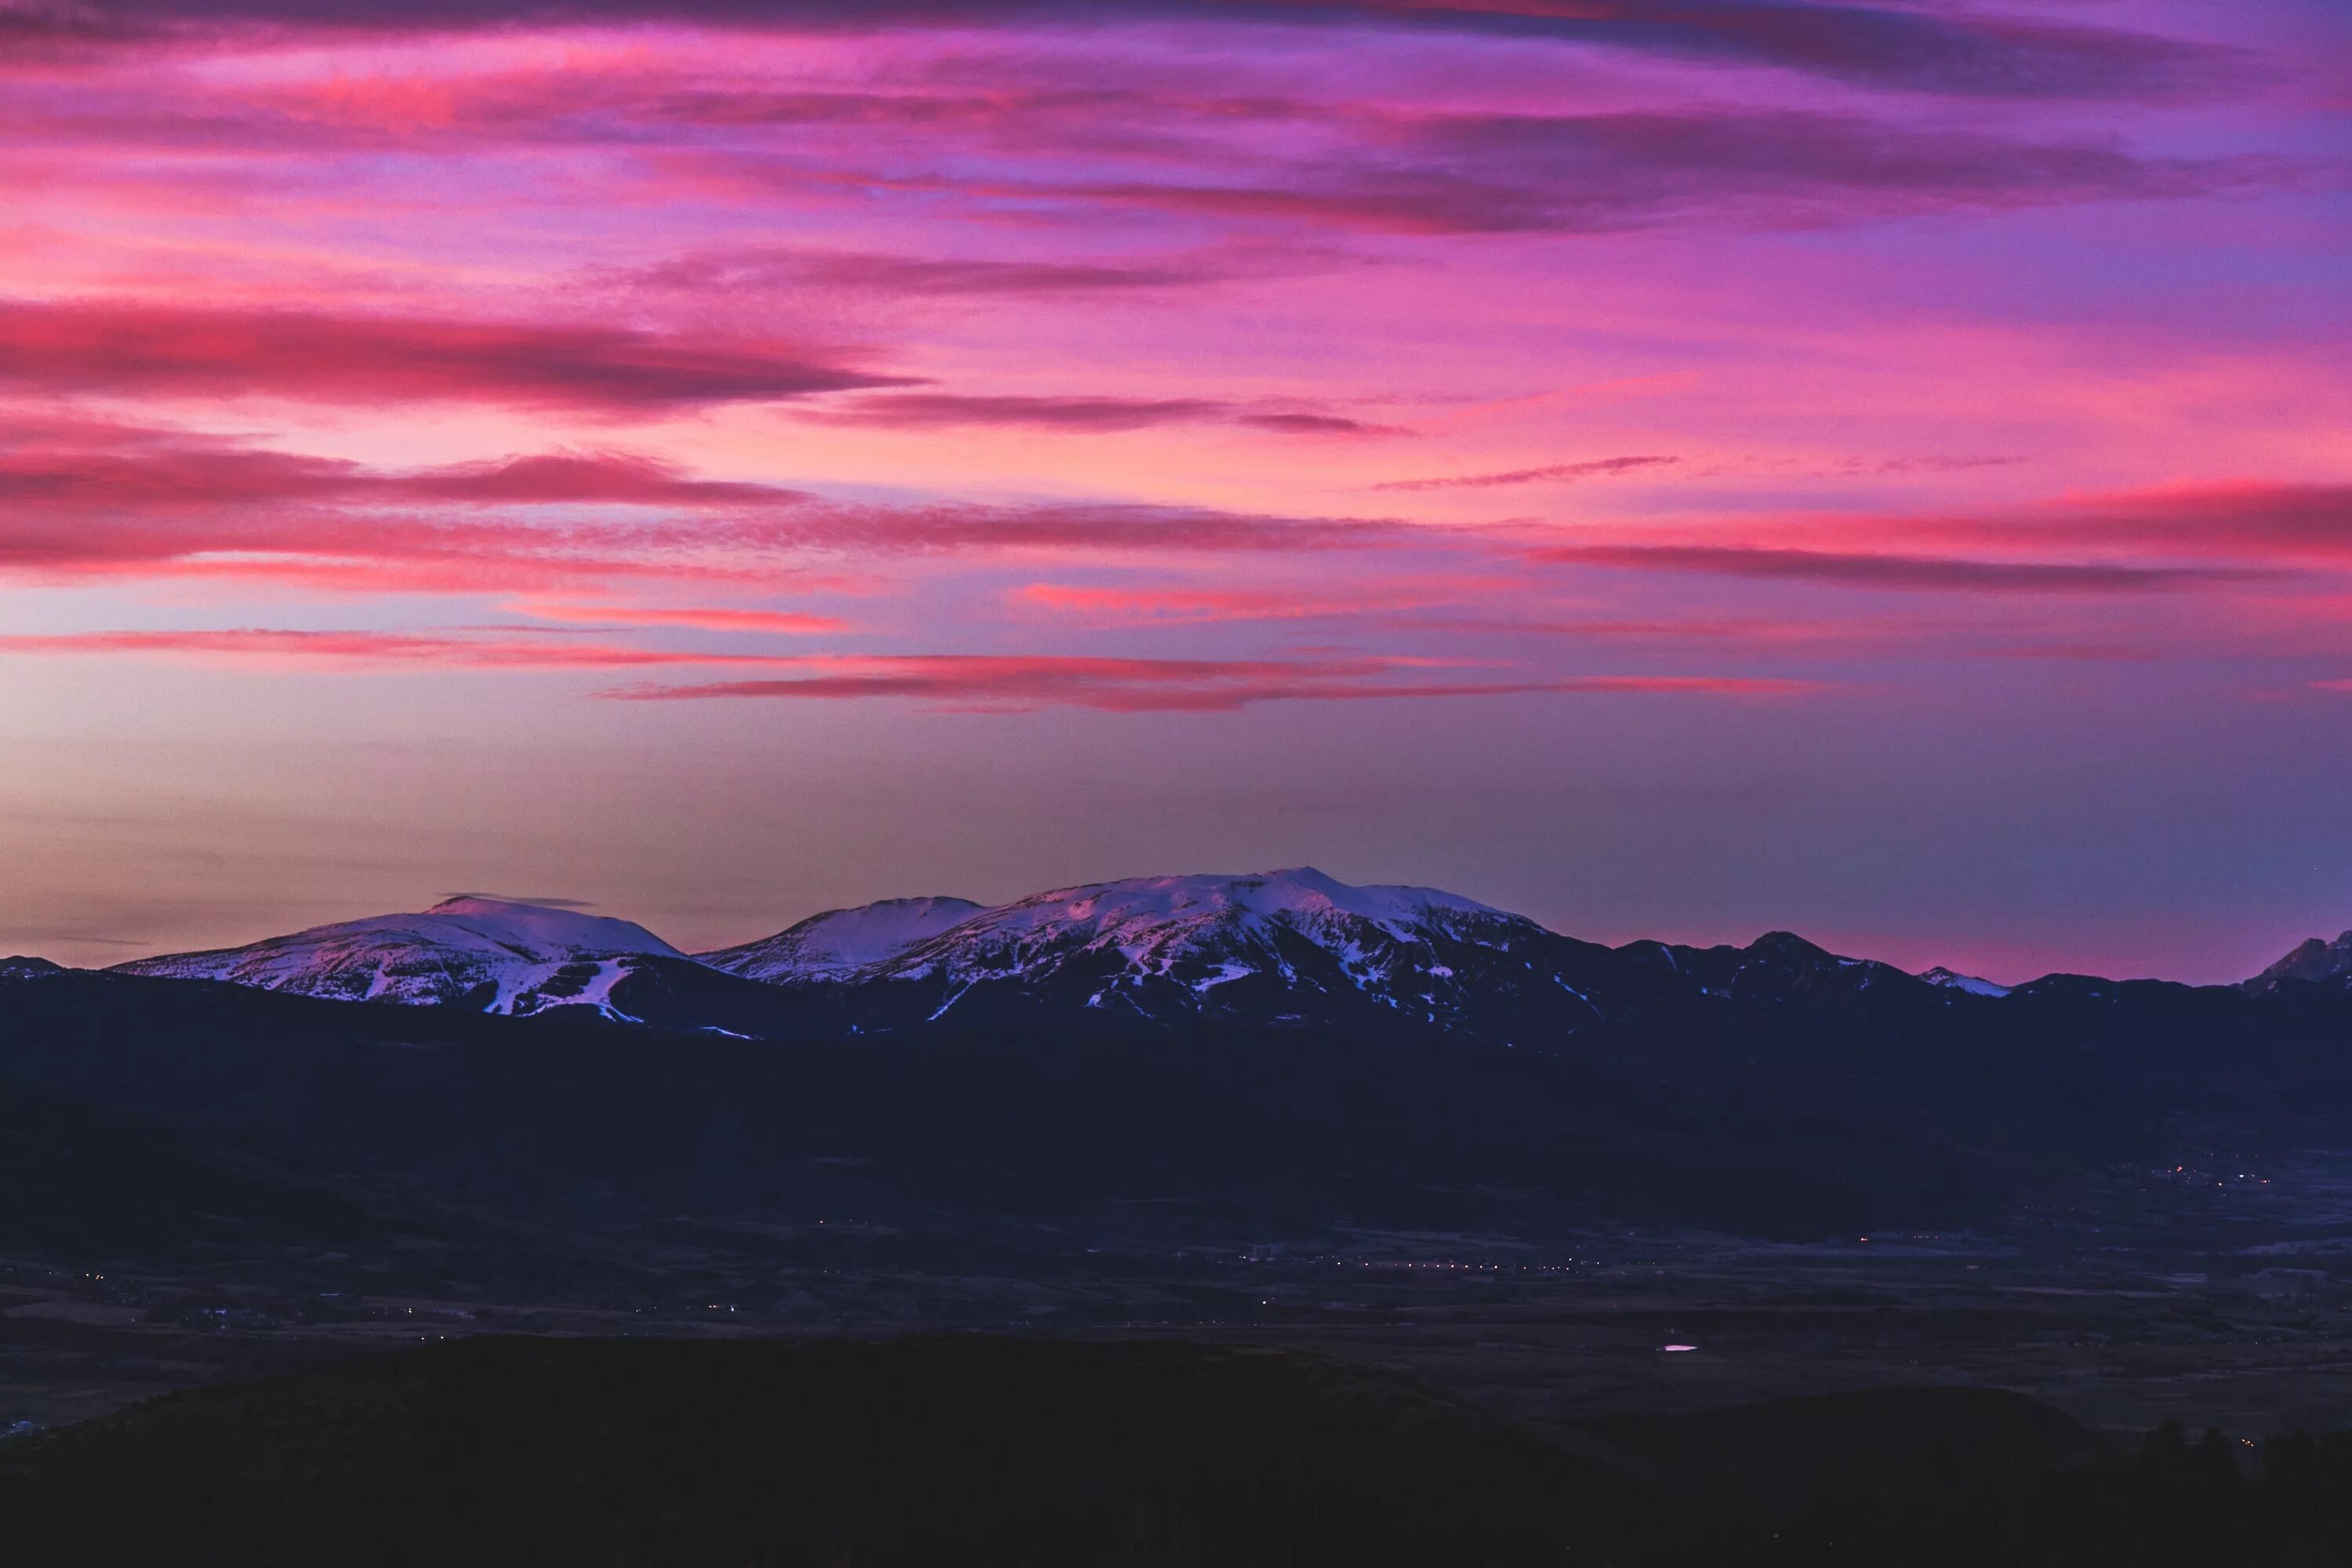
[0,626,1815,711]
[800,108,2288,238]
[608,245,1256,299]
[608,655,1816,713]
[506,601,851,633]
[0,419,1412,590]
[15,2,2233,101]
[0,628,823,670]
[1534,543,2270,593]
[0,299,913,412]
[1938,481,2352,562]
[1011,579,1508,624]
[1374,455,1678,492]
[800,392,1399,435]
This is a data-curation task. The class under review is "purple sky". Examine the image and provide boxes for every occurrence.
[0,0,2347,982]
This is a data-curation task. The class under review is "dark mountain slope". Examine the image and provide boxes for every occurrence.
[0,970,2051,1236]
[2244,930,2352,996]
[8,956,2351,1242]
[0,1069,377,1259]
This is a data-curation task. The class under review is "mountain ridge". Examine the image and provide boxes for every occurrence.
[2244,930,2352,996]
[64,869,2343,1040]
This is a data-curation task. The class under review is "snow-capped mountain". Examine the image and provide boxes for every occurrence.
[2244,931,2352,996]
[1918,966,2013,998]
[775,867,1639,1033]
[95,869,2330,1046]
[699,897,985,982]
[112,896,684,1017]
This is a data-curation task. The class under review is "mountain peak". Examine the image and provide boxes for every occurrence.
[1006,868,1506,933]
[836,867,1552,1029]
[1750,930,1831,959]
[2245,930,2352,994]
[1918,966,2013,999]
[112,898,682,1013]
[427,895,564,915]
[701,869,1516,999]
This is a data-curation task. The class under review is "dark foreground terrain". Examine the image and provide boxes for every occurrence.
[8,1337,2352,1567]
[12,964,2352,1561]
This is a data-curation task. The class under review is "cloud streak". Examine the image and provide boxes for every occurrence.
[785,107,2285,239]
[16,2,2231,101]
[610,246,1252,299]
[1012,579,1512,623]
[0,299,912,412]
[0,628,825,670]
[1947,482,2352,563]
[1534,543,2271,593]
[506,601,851,633]
[1375,455,1678,492]
[0,420,1417,591]
[608,656,1814,713]
[0,627,1813,712]
[800,393,1398,434]
[0,424,814,512]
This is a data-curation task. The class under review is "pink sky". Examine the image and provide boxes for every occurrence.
[2,0,2347,982]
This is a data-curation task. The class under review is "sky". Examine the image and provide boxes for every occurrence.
[1,0,2347,983]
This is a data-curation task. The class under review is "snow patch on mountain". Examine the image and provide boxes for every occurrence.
[1918,966,2013,998]
[854,866,1549,1024]
[946,867,1503,950]
[699,897,985,982]
[880,869,1504,975]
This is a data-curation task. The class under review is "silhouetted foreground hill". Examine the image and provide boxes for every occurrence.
[1570,1389,2352,1566]
[1571,1385,2105,1534]
[0,1338,1652,1567]
[11,1340,2352,1566]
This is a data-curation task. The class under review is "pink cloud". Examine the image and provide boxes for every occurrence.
[1601,483,2352,577]
[0,426,810,512]
[0,419,1414,592]
[9,3,2228,101]
[1533,543,2269,593]
[1011,579,1512,624]
[800,393,1399,435]
[798,393,1231,432]
[0,628,820,670]
[0,626,1814,711]
[0,298,913,412]
[1990,481,2352,561]
[760,108,2284,238]
[1232,412,1399,436]
[609,656,1816,713]
[507,601,850,634]
[610,245,1254,299]
[1374,455,1678,492]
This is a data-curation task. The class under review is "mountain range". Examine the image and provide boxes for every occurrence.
[9,868,2352,1244]
[71,866,2347,1043]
